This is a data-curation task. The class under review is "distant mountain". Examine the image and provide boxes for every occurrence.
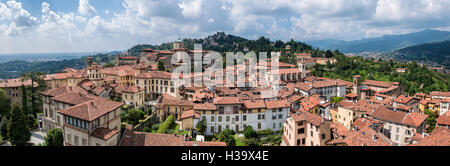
[308,29,450,53]
[388,40,450,68]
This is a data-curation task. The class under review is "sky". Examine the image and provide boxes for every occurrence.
[1,0,450,54]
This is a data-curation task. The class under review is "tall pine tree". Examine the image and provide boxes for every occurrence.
[7,104,31,146]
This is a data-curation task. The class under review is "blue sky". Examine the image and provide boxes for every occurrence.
[1,0,450,53]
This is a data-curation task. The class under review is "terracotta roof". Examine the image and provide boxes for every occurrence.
[394,95,414,104]
[0,78,33,88]
[50,92,95,105]
[330,122,349,136]
[327,128,392,146]
[291,111,323,126]
[362,80,395,88]
[370,105,427,127]
[40,86,87,97]
[214,97,242,105]
[430,91,450,97]
[156,94,193,108]
[243,100,266,109]
[136,71,172,79]
[299,95,322,112]
[180,110,200,119]
[265,100,290,109]
[410,127,450,146]
[91,128,119,140]
[193,103,216,110]
[437,115,450,126]
[58,98,123,121]
[119,86,142,93]
[345,93,358,98]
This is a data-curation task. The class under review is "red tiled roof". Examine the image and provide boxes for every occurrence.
[58,98,123,121]
[0,78,34,88]
[91,128,119,140]
[394,95,414,104]
[194,103,216,110]
[437,115,450,126]
[50,92,95,105]
[430,91,450,97]
[291,111,323,126]
[265,100,290,109]
[410,127,450,146]
[156,94,193,108]
[243,100,266,109]
[214,97,242,105]
[362,80,395,88]
[180,110,200,119]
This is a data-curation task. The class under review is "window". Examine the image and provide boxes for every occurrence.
[235,125,239,132]
[302,138,305,145]
[297,139,301,145]
[321,134,326,140]
[278,114,283,119]
[82,139,87,146]
[298,121,303,126]
[258,123,261,129]
[211,116,215,122]
[235,116,239,122]
[298,128,305,134]
[211,126,215,133]
[218,125,222,133]
[243,115,247,121]
[226,116,230,122]
[74,136,79,146]
[218,116,222,122]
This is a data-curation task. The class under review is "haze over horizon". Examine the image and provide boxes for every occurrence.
[1,0,450,54]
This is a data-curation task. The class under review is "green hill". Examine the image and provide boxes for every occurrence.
[391,40,450,68]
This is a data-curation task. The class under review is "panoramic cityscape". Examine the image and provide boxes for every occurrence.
[0,0,449,150]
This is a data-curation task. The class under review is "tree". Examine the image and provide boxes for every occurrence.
[244,126,257,139]
[330,97,344,104]
[196,119,207,135]
[0,89,10,118]
[21,84,29,112]
[0,116,8,140]
[216,129,236,146]
[127,109,146,127]
[44,128,64,146]
[325,50,334,58]
[22,72,47,118]
[424,109,436,133]
[158,60,165,71]
[7,104,31,146]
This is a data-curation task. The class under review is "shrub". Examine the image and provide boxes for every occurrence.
[244,126,257,139]
[44,128,64,146]
[143,127,152,132]
[244,138,260,146]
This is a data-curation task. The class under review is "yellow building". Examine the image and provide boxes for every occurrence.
[113,86,145,108]
[136,71,177,101]
[156,94,194,121]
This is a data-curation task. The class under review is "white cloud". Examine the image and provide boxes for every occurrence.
[78,0,97,16]
[2,0,450,53]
